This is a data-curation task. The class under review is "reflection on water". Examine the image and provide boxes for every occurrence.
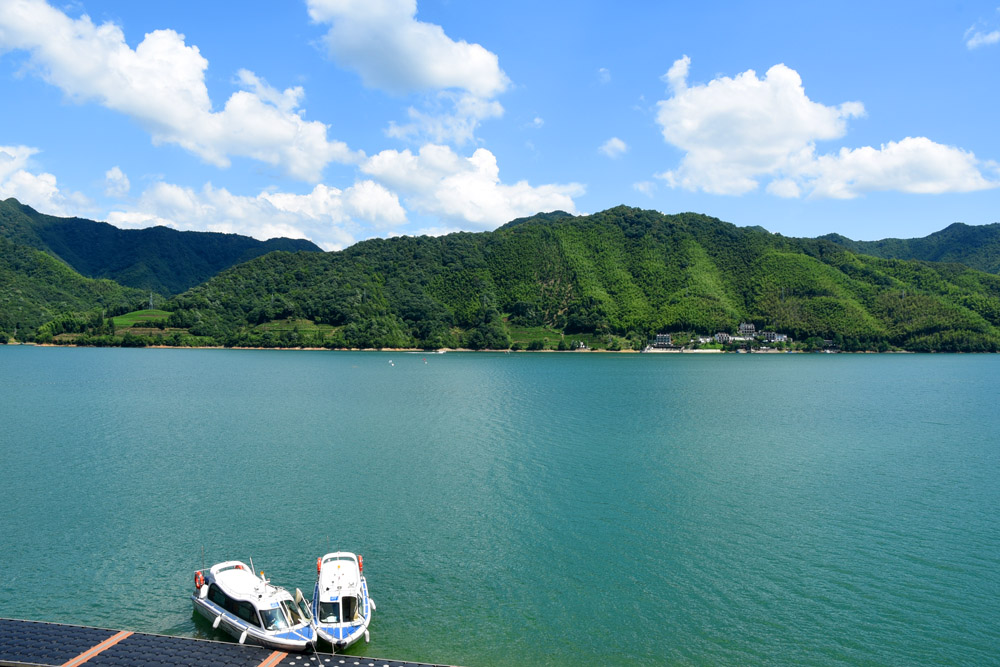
[2,347,999,665]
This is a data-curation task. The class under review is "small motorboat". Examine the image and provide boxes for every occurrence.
[192,560,315,652]
[311,552,375,651]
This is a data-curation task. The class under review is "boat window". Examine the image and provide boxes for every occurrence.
[318,601,340,623]
[323,555,356,566]
[236,601,258,626]
[259,607,289,631]
[208,584,227,608]
[342,596,358,622]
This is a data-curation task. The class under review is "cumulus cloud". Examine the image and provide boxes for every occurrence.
[599,137,628,159]
[106,180,407,250]
[0,144,89,215]
[104,166,129,198]
[0,0,359,181]
[655,56,998,198]
[307,0,509,97]
[307,0,509,145]
[804,138,999,199]
[656,57,864,195]
[362,144,584,229]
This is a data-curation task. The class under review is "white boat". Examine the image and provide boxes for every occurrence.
[311,552,375,651]
[191,560,316,652]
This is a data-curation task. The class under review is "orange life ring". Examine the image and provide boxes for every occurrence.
[194,571,205,589]
[317,557,322,574]
[358,555,363,573]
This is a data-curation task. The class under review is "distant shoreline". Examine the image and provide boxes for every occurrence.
[7,342,930,353]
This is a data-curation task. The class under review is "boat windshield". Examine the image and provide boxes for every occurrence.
[342,596,359,622]
[259,607,289,631]
[318,601,340,623]
[281,599,306,626]
[297,597,312,622]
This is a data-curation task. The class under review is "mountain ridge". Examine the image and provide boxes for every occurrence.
[156,206,1000,352]
[0,198,323,295]
[819,221,1000,274]
[6,203,1000,352]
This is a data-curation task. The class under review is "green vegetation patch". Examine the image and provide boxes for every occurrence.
[112,309,172,328]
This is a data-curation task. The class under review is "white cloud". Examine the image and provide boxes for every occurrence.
[386,91,504,145]
[965,9,1000,49]
[0,0,359,181]
[106,180,407,251]
[343,180,408,229]
[967,29,1000,48]
[307,0,509,98]
[655,57,997,198]
[598,67,611,84]
[656,57,864,195]
[0,144,90,215]
[0,145,35,183]
[307,0,509,146]
[104,166,129,198]
[661,55,690,94]
[362,144,584,229]
[804,137,999,199]
[599,137,628,159]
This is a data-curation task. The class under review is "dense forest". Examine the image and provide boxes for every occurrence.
[5,205,1000,352]
[821,222,1000,275]
[0,235,147,338]
[0,198,321,295]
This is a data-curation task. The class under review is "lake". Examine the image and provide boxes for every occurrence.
[1,346,998,665]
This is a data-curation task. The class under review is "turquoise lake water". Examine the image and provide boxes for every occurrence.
[1,346,999,665]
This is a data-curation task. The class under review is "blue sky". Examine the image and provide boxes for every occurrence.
[1,0,998,249]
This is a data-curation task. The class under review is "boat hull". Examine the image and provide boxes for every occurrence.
[192,595,315,653]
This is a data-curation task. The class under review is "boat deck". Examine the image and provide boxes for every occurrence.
[0,619,454,667]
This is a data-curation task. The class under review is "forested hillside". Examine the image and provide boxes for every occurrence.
[0,198,322,295]
[0,236,146,341]
[151,207,1000,352]
[821,222,1000,274]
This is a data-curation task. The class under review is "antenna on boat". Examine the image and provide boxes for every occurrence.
[249,556,256,577]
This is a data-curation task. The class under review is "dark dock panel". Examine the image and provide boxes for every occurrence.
[0,619,455,667]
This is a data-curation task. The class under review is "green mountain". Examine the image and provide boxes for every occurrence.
[154,206,1000,352]
[0,235,146,341]
[0,198,323,295]
[820,222,1000,274]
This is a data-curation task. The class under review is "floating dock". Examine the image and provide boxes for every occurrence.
[0,619,454,667]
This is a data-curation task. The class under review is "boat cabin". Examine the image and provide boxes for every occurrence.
[316,554,364,623]
[207,563,311,631]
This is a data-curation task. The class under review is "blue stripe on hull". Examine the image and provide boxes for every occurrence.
[192,597,314,651]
